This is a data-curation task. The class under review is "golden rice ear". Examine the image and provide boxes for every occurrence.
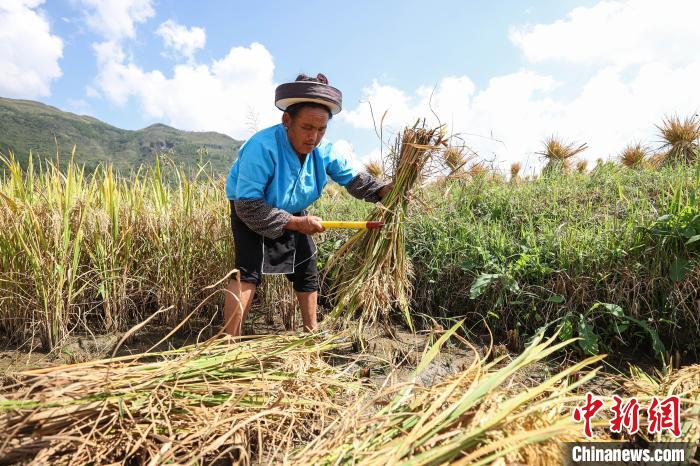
[619,142,648,168]
[576,159,588,173]
[657,113,700,165]
[364,160,383,179]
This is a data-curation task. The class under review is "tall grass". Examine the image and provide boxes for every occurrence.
[408,162,700,357]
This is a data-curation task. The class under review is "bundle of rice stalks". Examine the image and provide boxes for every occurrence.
[468,162,489,179]
[365,160,384,179]
[648,151,668,168]
[510,162,522,182]
[657,114,700,165]
[539,136,588,175]
[619,142,649,169]
[324,123,446,332]
[0,334,362,465]
[295,328,605,465]
[444,146,468,177]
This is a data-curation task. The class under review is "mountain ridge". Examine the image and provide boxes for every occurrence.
[0,96,242,173]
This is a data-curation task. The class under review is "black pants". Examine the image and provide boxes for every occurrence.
[230,201,319,292]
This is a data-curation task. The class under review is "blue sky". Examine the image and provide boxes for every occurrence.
[2,0,699,174]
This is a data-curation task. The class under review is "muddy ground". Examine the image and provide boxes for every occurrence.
[0,311,475,388]
[0,301,632,401]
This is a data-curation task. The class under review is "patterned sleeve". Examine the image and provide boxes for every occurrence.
[345,172,390,203]
[234,199,292,239]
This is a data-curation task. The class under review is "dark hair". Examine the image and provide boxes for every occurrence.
[285,102,333,120]
[285,73,333,119]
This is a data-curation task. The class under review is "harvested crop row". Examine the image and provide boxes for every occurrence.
[0,333,362,465]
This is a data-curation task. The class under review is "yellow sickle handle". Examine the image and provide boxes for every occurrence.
[320,221,384,230]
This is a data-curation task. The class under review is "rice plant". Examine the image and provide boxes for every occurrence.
[444,146,469,178]
[0,151,92,350]
[0,153,233,349]
[467,162,489,179]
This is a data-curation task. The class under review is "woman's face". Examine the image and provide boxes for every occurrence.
[283,106,329,155]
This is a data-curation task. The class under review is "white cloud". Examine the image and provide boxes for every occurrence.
[341,76,476,134]
[344,0,700,172]
[0,0,63,98]
[330,138,377,173]
[92,41,281,139]
[77,0,154,40]
[510,0,700,67]
[156,20,205,63]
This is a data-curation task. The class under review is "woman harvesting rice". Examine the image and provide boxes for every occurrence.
[224,73,390,336]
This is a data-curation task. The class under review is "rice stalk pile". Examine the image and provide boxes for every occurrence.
[325,123,446,332]
[0,333,362,465]
[295,329,605,466]
[622,364,700,446]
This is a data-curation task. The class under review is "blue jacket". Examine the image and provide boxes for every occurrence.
[226,124,357,213]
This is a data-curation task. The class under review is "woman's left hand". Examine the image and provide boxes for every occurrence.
[378,184,392,201]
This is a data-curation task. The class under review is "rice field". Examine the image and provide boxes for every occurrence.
[1,116,700,464]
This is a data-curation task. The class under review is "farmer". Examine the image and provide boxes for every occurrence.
[223,73,390,336]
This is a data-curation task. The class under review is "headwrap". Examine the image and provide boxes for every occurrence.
[275,79,342,115]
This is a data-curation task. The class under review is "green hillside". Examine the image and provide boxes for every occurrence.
[0,97,242,173]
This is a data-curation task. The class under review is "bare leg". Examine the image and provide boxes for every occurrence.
[296,291,318,332]
[223,274,257,336]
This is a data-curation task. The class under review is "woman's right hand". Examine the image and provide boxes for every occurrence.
[286,215,326,235]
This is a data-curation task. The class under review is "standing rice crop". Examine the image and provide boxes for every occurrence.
[324,123,446,333]
[0,153,233,349]
[0,151,93,350]
[0,333,362,465]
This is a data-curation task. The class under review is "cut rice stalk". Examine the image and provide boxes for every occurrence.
[0,333,363,465]
[324,122,447,333]
[295,329,606,465]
